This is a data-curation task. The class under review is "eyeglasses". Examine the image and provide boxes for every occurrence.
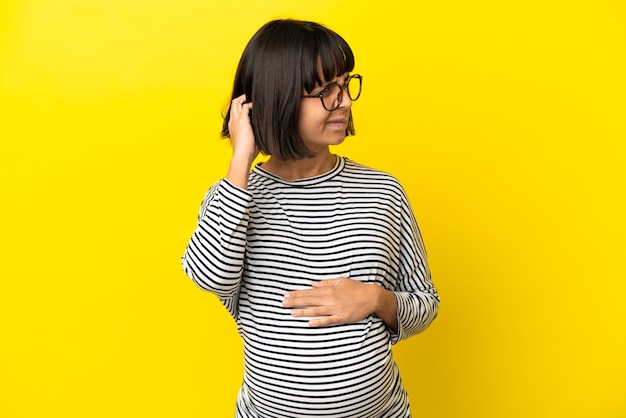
[301,74,362,111]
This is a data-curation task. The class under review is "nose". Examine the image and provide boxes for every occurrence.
[338,86,352,109]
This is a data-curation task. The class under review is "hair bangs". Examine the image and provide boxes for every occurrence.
[302,27,355,93]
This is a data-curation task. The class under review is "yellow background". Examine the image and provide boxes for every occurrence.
[1,0,625,417]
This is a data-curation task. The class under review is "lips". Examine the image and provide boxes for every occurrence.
[327,119,348,127]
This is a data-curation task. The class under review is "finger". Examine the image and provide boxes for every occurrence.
[232,94,247,104]
[233,103,253,122]
[284,285,334,300]
[230,94,248,114]
[309,315,341,328]
[290,306,330,318]
[311,279,340,288]
[283,294,325,308]
[240,102,253,117]
[282,290,307,302]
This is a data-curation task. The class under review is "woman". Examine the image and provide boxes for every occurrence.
[182,19,439,418]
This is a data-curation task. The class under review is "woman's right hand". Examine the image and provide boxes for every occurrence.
[226,94,258,189]
[228,94,258,163]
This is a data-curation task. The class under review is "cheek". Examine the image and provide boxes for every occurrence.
[298,106,325,136]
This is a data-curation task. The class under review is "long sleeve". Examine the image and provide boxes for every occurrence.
[181,158,435,417]
[390,191,439,344]
[181,179,252,318]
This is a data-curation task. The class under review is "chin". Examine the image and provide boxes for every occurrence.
[331,136,346,145]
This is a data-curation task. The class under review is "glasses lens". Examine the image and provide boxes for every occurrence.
[322,84,342,111]
[347,76,362,101]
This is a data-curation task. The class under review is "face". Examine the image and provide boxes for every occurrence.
[298,73,352,153]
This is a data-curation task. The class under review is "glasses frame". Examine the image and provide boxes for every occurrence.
[301,74,362,111]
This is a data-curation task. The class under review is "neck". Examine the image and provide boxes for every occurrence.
[262,150,337,181]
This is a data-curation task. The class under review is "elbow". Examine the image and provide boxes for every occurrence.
[430,293,440,321]
[181,253,241,297]
[422,292,440,329]
[414,292,441,335]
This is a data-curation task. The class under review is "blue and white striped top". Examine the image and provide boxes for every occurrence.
[182,156,439,418]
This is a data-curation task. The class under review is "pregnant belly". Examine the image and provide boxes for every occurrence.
[238,318,400,418]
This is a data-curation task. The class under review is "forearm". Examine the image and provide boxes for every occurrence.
[226,153,256,190]
[373,287,399,333]
[182,180,251,296]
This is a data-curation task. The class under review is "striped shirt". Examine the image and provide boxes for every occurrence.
[182,156,439,418]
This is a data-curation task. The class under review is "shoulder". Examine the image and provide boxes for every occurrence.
[341,157,404,190]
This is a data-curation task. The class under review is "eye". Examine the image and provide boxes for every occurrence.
[320,87,333,98]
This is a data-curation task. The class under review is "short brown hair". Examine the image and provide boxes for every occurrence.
[221,19,356,159]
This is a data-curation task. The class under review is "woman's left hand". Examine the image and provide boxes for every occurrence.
[282,278,390,327]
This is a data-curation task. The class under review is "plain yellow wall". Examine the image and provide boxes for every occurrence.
[1,0,625,417]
